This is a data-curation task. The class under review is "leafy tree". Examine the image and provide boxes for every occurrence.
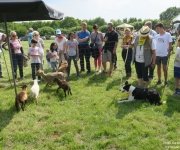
[128,18,137,23]
[60,16,79,28]
[110,19,122,27]
[122,18,127,23]
[130,21,143,31]
[99,25,107,33]
[160,7,180,21]
[38,26,55,39]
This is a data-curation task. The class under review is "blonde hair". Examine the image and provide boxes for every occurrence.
[10,31,17,40]
[82,22,87,26]
[32,31,40,37]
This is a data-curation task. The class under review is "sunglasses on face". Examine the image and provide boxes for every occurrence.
[12,35,16,37]
[34,34,38,36]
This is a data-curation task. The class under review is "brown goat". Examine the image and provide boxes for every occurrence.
[15,85,28,111]
[53,78,72,97]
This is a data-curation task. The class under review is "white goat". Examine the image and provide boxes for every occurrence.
[30,79,40,104]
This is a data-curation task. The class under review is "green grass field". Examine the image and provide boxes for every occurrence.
[0,40,180,150]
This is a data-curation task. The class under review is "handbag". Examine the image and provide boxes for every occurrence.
[90,33,99,59]
[23,54,29,67]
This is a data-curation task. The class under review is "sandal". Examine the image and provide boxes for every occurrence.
[101,70,108,74]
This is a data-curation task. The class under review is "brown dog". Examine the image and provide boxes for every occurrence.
[58,60,68,77]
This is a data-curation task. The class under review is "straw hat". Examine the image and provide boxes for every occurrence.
[139,26,150,37]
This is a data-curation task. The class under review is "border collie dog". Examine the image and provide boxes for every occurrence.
[119,81,162,105]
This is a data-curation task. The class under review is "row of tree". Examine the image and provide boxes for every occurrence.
[0,7,179,39]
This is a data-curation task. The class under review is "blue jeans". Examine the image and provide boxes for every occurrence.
[51,62,57,72]
[67,56,79,76]
[31,63,41,80]
[12,53,24,78]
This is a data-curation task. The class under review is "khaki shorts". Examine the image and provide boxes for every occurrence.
[102,50,115,63]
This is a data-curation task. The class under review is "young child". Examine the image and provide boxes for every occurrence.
[49,42,59,72]
[174,38,180,94]
[28,39,42,80]
[46,49,51,69]
[66,32,80,78]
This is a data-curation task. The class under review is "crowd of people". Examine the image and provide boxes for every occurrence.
[0,21,180,95]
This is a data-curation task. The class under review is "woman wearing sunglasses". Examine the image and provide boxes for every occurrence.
[9,31,24,82]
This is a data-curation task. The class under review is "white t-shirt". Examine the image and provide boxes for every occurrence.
[49,51,59,62]
[55,37,67,54]
[135,39,156,63]
[28,46,42,63]
[0,32,3,41]
[155,32,172,57]
[67,39,79,56]
[174,47,180,68]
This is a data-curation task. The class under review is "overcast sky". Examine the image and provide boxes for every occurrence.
[44,0,180,22]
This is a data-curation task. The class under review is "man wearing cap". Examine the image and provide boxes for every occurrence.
[145,21,157,80]
[155,22,172,86]
[26,28,33,47]
[0,32,6,78]
[77,22,91,73]
[102,22,118,76]
[132,26,156,88]
[55,29,67,66]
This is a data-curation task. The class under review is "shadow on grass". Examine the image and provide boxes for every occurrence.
[0,105,16,132]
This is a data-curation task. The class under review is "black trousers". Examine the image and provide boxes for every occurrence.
[78,44,91,72]
[122,48,132,75]
[12,53,23,78]
[31,63,41,80]
[67,56,79,76]
[148,66,155,78]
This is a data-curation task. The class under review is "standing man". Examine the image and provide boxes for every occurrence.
[77,22,91,73]
[145,21,157,80]
[155,22,172,86]
[26,28,33,47]
[0,31,6,78]
[102,22,118,76]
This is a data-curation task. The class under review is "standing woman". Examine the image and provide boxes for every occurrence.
[9,31,24,81]
[121,28,134,78]
[32,31,44,70]
[90,24,104,73]
[55,29,67,66]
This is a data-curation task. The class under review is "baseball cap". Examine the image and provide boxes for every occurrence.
[56,29,61,35]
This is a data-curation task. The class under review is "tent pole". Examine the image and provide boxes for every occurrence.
[3,14,17,96]
[1,49,12,86]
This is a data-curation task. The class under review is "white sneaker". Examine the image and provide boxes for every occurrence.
[95,68,99,72]
[98,69,102,73]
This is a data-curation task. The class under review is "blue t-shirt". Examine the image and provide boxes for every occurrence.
[28,32,33,45]
[77,30,90,45]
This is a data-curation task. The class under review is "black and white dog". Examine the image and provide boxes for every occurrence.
[118,81,162,105]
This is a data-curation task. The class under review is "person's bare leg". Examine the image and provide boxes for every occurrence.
[110,62,114,72]
[138,78,143,87]
[175,78,179,89]
[144,81,148,88]
[163,64,168,81]
[157,64,161,80]
[102,62,106,72]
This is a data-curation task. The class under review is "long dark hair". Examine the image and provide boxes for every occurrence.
[68,32,74,40]
[50,42,57,52]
